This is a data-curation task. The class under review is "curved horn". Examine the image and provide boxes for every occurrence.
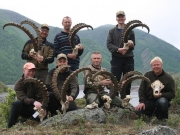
[122,23,150,43]
[119,71,143,89]
[51,65,71,102]
[91,71,118,99]
[20,20,42,52]
[124,20,142,31]
[3,22,36,46]
[120,75,151,99]
[61,67,92,102]
[23,78,49,109]
[68,23,93,48]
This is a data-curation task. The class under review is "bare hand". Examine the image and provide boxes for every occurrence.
[100,79,112,86]
[36,54,44,62]
[66,95,74,102]
[135,103,145,111]
[128,40,134,48]
[67,54,76,60]
[118,48,128,55]
[34,101,42,110]
[77,44,84,50]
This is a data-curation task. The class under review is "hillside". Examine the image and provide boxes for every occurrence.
[0,9,180,84]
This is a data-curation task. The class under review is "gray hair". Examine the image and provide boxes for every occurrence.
[91,52,102,59]
[150,56,163,65]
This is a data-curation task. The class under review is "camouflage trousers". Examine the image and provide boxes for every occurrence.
[85,93,122,107]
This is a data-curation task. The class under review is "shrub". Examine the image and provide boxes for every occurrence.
[0,88,16,128]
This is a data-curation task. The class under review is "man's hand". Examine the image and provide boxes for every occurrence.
[36,54,44,62]
[100,79,112,86]
[67,53,77,60]
[33,101,42,110]
[135,103,145,111]
[29,49,37,58]
[127,40,134,48]
[77,44,84,50]
[66,95,74,102]
[118,48,128,55]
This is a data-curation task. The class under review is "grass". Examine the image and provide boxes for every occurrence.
[1,75,180,134]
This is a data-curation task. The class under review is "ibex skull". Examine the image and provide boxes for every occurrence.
[151,80,164,97]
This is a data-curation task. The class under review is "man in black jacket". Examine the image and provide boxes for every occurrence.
[46,53,79,115]
[135,56,175,120]
[106,10,135,97]
[7,62,45,128]
[21,24,54,83]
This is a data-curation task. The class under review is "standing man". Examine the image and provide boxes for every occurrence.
[135,57,175,120]
[21,24,54,83]
[7,62,45,128]
[106,10,135,97]
[46,53,79,115]
[53,16,84,71]
[84,52,122,108]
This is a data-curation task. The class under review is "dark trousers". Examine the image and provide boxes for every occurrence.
[110,56,134,95]
[7,100,38,128]
[35,69,48,83]
[48,92,77,115]
[137,97,169,120]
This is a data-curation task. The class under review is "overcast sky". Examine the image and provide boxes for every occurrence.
[0,0,180,49]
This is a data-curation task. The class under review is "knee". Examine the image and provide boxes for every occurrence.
[156,97,169,107]
[12,100,23,107]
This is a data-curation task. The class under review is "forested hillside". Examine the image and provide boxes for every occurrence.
[0,9,180,85]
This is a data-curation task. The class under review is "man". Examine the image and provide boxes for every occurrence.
[46,53,79,115]
[84,52,122,108]
[106,10,135,97]
[7,62,45,128]
[21,24,54,83]
[135,56,175,120]
[53,16,84,71]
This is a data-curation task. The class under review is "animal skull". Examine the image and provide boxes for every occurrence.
[72,44,81,55]
[85,102,98,109]
[61,100,69,114]
[33,107,46,122]
[123,40,133,50]
[121,95,132,107]
[151,80,164,97]
[101,95,112,109]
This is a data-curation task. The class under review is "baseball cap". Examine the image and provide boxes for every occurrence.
[116,10,125,16]
[23,62,36,69]
[41,23,49,30]
[57,53,67,60]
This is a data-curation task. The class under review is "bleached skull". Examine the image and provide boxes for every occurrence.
[151,80,164,97]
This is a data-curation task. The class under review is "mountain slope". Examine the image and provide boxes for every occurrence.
[0,9,180,85]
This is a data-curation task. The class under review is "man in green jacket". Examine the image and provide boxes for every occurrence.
[7,62,45,128]
[21,24,54,83]
[135,56,175,120]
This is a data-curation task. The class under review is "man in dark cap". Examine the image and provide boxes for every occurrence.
[46,53,79,115]
[106,10,135,97]
[21,23,54,83]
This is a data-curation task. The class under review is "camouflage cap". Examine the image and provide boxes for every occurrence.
[57,53,67,60]
[116,10,125,16]
[41,23,49,30]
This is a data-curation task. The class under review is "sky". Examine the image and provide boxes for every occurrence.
[0,0,180,50]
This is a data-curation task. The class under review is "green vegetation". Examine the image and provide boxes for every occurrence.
[1,9,180,85]
[0,81,8,92]
[0,88,16,128]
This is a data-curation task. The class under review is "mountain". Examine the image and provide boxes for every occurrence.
[0,9,180,85]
